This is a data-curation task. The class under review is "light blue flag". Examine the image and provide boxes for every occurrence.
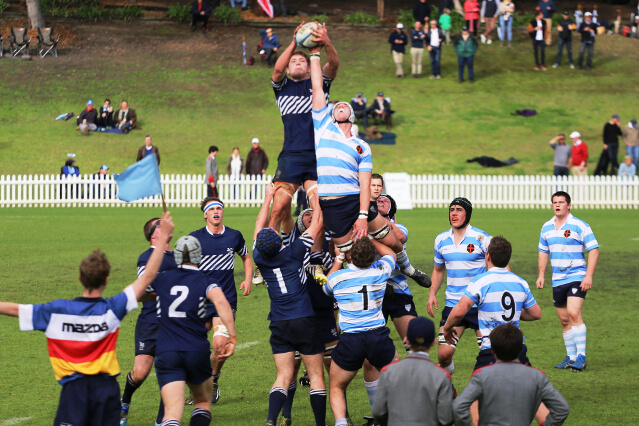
[113,154,163,202]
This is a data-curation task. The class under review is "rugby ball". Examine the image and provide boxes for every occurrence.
[295,22,320,49]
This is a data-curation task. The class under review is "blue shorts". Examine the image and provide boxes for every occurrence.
[55,375,120,426]
[316,309,339,344]
[331,327,396,372]
[155,351,212,388]
[205,301,237,323]
[440,306,479,330]
[383,292,417,320]
[273,151,318,185]
[134,321,158,356]
[553,281,587,307]
[269,316,324,355]
[319,195,379,239]
[473,345,531,371]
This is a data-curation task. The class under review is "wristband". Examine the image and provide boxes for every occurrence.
[337,254,346,262]
[358,210,368,218]
[310,56,320,61]
[310,52,320,57]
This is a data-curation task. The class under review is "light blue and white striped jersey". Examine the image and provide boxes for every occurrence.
[465,267,537,350]
[385,223,411,296]
[434,225,492,307]
[323,254,394,333]
[313,103,373,197]
[538,213,599,287]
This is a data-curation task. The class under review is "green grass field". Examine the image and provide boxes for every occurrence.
[0,206,638,425]
[0,21,638,177]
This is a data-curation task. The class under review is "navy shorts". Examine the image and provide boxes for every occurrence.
[553,281,587,307]
[273,151,318,184]
[55,375,120,426]
[440,306,479,330]
[134,321,158,356]
[473,345,531,371]
[319,195,379,239]
[269,316,325,355]
[155,351,212,388]
[331,327,396,372]
[205,301,237,323]
[316,309,340,344]
[383,292,418,320]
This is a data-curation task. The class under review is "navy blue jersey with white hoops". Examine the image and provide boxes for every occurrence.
[273,75,332,153]
[189,226,248,306]
[136,248,177,324]
[149,265,219,354]
[253,234,315,321]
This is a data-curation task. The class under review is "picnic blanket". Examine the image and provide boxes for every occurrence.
[358,126,397,145]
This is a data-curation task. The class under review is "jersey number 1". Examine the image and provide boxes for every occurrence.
[358,286,369,311]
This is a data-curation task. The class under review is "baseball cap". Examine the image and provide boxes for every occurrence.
[100,165,109,170]
[377,92,384,97]
[612,114,620,120]
[570,131,581,138]
[462,25,468,31]
[396,23,404,29]
[87,99,94,106]
[584,11,592,16]
[406,317,436,347]
[356,92,363,97]
[563,10,570,14]
[631,118,638,127]
[251,137,260,144]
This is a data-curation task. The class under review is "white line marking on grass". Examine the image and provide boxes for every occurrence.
[1,417,33,425]
[236,341,260,351]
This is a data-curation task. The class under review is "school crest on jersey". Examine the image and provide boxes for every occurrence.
[227,247,234,254]
[356,145,363,154]
[564,230,571,238]
[466,244,475,254]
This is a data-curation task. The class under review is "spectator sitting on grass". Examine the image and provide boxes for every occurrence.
[259,28,280,66]
[191,0,211,33]
[618,155,637,178]
[114,100,137,133]
[97,98,114,128]
[77,100,98,135]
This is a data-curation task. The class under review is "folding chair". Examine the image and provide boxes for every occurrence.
[37,27,62,58]
[10,27,32,57]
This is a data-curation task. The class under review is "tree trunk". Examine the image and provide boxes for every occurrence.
[26,0,45,29]
[378,0,384,20]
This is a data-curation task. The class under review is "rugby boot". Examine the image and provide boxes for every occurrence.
[554,356,574,369]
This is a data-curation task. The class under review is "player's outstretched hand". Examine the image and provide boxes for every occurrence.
[311,22,331,46]
[580,276,592,292]
[293,21,306,40]
[352,218,368,241]
[219,335,237,360]
[535,277,544,289]
[427,294,438,318]
[159,211,174,241]
[240,280,251,296]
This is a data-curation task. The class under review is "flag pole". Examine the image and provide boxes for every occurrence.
[161,194,167,212]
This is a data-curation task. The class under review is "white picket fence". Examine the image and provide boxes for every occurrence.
[0,173,637,208]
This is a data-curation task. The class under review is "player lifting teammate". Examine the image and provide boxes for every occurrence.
[253,184,328,426]
[309,26,431,288]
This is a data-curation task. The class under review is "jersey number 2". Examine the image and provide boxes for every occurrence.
[168,285,189,318]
